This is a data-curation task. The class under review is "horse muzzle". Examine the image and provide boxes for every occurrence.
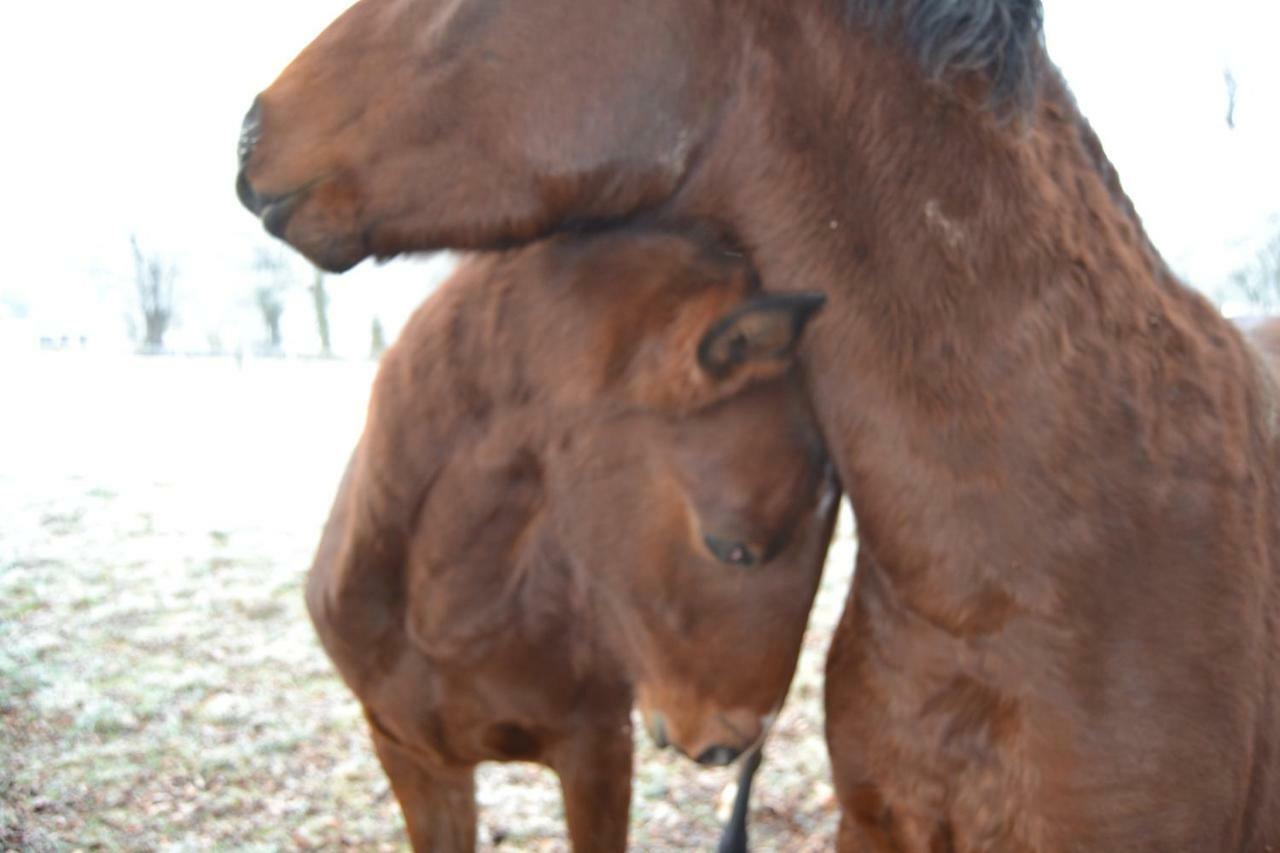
[235,95,302,238]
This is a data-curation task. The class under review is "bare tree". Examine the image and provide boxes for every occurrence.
[1224,67,1238,130]
[253,248,293,353]
[1222,229,1280,313]
[310,267,333,357]
[131,235,177,353]
[255,286,286,351]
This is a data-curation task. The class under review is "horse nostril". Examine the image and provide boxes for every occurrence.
[236,97,266,215]
[695,744,742,767]
[238,96,263,168]
[236,169,261,215]
[648,714,669,750]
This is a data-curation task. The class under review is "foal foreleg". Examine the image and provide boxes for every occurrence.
[368,720,477,853]
[716,742,764,853]
[551,725,633,852]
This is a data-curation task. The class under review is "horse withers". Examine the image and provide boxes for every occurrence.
[306,227,838,851]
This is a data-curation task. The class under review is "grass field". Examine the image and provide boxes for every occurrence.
[1,352,852,851]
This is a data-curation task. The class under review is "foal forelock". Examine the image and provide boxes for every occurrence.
[844,0,1045,112]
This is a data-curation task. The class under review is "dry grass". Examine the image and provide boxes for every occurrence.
[1,352,851,851]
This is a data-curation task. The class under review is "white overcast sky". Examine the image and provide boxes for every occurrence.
[1,0,1277,341]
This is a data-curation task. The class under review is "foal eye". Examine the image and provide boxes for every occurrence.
[703,535,759,567]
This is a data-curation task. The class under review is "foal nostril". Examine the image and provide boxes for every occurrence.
[695,744,742,767]
[238,96,263,168]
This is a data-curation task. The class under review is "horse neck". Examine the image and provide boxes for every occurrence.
[697,22,1249,605]
[739,26,1179,341]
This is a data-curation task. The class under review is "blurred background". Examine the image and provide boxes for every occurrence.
[2,1,1278,850]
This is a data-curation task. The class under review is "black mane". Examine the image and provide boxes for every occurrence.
[848,0,1045,111]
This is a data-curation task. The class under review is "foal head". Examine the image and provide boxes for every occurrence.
[490,229,839,765]
[578,378,838,765]
[401,227,839,763]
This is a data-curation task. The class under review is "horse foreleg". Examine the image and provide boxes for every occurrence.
[551,725,632,852]
[716,742,764,853]
[368,722,477,853]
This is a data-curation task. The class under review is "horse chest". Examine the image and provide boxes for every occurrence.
[829,647,1044,849]
[828,551,1269,852]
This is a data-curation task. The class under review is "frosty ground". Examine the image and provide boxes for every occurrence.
[1,352,853,851]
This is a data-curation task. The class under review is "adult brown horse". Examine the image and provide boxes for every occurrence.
[237,1,1280,849]
[308,226,837,852]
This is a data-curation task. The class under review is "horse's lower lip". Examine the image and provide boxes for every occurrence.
[262,192,303,239]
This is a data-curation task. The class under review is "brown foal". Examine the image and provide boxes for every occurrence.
[306,228,838,851]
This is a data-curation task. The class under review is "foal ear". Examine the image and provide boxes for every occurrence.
[696,293,826,379]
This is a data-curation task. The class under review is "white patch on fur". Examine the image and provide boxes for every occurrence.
[925,199,966,251]
[660,128,694,174]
